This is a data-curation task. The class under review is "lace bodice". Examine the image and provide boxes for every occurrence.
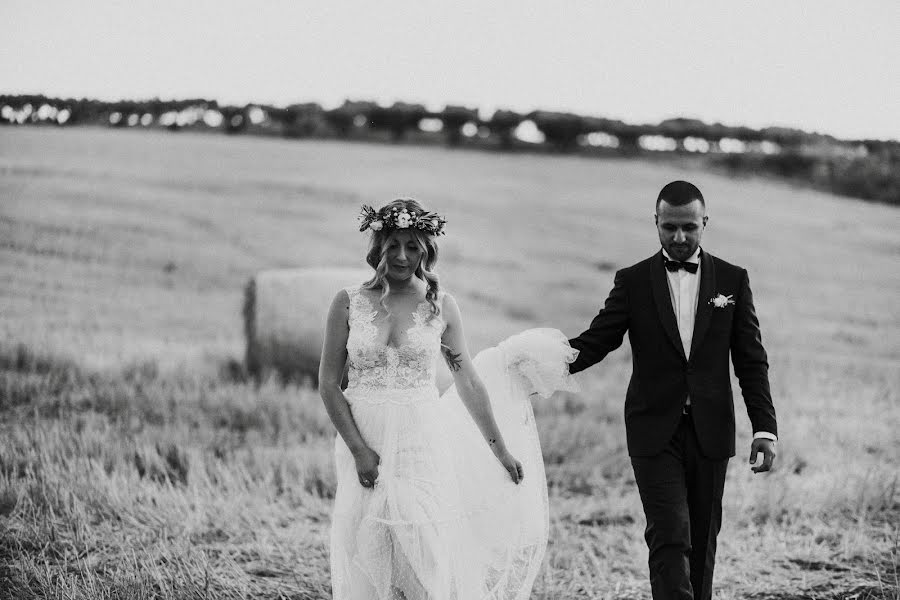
[345,286,445,395]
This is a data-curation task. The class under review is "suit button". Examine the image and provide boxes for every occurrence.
[686,367,693,374]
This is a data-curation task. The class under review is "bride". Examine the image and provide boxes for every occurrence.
[319,199,578,599]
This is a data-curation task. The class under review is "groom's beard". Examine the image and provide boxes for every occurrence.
[664,242,696,261]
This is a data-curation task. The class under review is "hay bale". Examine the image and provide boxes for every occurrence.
[244,267,370,385]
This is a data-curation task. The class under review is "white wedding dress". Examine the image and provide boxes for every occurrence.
[330,286,578,600]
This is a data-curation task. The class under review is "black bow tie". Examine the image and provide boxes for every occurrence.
[665,259,699,274]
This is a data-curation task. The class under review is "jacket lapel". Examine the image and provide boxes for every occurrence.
[650,251,687,362]
[689,250,716,361]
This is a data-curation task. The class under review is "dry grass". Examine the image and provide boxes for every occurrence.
[1,127,898,598]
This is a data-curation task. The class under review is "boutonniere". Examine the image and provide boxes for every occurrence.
[709,293,735,308]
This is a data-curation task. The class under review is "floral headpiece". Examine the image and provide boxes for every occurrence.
[358,204,447,236]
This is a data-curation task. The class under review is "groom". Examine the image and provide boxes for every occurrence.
[568,181,778,599]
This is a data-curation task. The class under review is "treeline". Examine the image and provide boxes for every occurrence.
[2,93,898,205]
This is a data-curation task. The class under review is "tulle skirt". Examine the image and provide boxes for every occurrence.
[330,328,578,600]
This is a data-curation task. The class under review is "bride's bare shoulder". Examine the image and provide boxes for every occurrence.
[438,287,457,306]
[328,288,352,312]
[438,289,464,323]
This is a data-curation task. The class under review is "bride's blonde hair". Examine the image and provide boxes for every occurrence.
[361,199,441,318]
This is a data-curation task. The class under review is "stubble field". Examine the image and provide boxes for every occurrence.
[1,127,898,599]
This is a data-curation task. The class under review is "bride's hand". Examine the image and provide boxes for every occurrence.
[496,450,524,485]
[352,446,380,489]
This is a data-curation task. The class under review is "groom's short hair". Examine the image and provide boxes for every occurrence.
[656,180,705,209]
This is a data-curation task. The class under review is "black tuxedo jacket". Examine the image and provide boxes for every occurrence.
[569,250,777,459]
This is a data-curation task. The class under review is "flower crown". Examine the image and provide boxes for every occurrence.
[358,204,447,236]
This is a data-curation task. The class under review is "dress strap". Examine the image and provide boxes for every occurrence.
[346,285,378,329]
[433,289,449,332]
[344,285,360,324]
[438,289,452,318]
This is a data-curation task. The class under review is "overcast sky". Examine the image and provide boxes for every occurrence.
[3,1,898,141]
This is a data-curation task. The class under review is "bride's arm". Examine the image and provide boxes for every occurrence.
[440,293,523,484]
[319,290,379,486]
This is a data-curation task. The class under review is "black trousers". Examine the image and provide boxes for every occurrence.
[630,411,729,600]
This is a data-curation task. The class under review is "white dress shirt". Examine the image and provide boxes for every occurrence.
[662,247,776,442]
[662,247,701,359]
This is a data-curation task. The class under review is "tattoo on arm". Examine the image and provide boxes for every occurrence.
[442,345,462,372]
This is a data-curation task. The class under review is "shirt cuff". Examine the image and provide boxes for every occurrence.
[753,431,777,442]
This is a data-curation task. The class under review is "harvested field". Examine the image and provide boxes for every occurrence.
[1,127,898,598]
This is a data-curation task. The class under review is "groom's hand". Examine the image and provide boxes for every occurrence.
[749,438,776,473]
